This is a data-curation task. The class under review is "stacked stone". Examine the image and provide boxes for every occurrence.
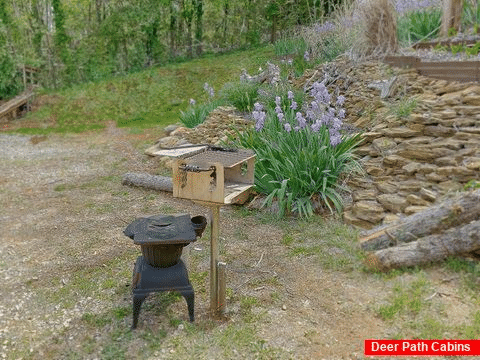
[151,106,253,169]
[344,83,480,229]
[155,106,252,149]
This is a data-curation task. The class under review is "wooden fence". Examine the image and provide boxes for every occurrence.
[384,55,480,82]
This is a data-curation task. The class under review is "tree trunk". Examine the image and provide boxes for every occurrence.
[359,189,480,251]
[194,0,203,56]
[365,220,480,271]
[441,0,463,36]
[122,173,173,192]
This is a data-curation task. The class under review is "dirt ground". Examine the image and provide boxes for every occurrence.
[0,124,478,360]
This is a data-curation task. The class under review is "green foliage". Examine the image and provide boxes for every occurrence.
[465,42,480,56]
[0,40,21,99]
[397,7,442,45]
[464,179,480,190]
[231,86,362,217]
[448,26,458,37]
[462,0,480,30]
[220,81,262,112]
[451,43,465,55]
[274,36,308,57]
[0,3,21,99]
[180,99,223,128]
[388,96,417,119]
[12,46,273,134]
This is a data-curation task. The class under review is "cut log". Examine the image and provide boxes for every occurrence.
[365,220,480,271]
[359,189,480,251]
[122,173,173,192]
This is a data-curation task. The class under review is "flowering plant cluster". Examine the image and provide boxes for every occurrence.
[233,80,363,217]
[180,82,221,128]
[253,81,346,147]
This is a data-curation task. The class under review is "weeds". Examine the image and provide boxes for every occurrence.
[377,277,430,320]
[388,96,417,119]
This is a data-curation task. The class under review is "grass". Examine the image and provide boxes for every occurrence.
[280,215,364,271]
[10,46,274,135]
[388,96,418,119]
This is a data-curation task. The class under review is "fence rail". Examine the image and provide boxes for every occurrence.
[384,55,480,82]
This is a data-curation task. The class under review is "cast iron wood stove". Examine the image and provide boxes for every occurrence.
[124,213,207,329]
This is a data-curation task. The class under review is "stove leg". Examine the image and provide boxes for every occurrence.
[132,293,147,329]
[181,290,195,322]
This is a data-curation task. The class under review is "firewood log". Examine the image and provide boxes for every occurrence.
[365,219,480,271]
[359,189,480,251]
[122,173,173,192]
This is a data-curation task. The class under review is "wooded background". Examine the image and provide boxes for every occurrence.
[0,0,342,95]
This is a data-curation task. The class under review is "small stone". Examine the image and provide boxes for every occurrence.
[423,125,455,137]
[352,189,378,201]
[465,159,480,170]
[425,172,446,182]
[383,213,401,224]
[352,201,385,223]
[366,166,384,176]
[343,211,375,229]
[404,205,429,215]
[376,181,398,194]
[383,155,409,168]
[402,162,421,175]
[419,188,437,202]
[157,136,181,148]
[406,194,430,206]
[372,137,397,152]
[282,305,287,311]
[435,157,458,166]
[164,124,178,135]
[377,194,408,213]
[398,180,423,192]
[463,95,480,106]
[381,127,421,138]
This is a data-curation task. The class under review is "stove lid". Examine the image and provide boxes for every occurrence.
[124,213,197,245]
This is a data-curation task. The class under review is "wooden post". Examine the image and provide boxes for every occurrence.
[441,0,464,37]
[217,262,227,315]
[209,204,221,315]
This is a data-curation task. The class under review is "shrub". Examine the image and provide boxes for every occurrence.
[231,82,363,217]
[180,82,223,128]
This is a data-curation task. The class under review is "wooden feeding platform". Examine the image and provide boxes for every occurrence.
[151,144,256,316]
[384,55,480,82]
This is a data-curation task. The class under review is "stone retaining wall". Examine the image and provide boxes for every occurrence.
[344,83,480,229]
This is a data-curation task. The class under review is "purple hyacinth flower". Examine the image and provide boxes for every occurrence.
[254,102,263,111]
[296,112,307,129]
[287,91,294,100]
[284,123,292,132]
[189,98,196,106]
[336,95,345,105]
[290,101,297,110]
